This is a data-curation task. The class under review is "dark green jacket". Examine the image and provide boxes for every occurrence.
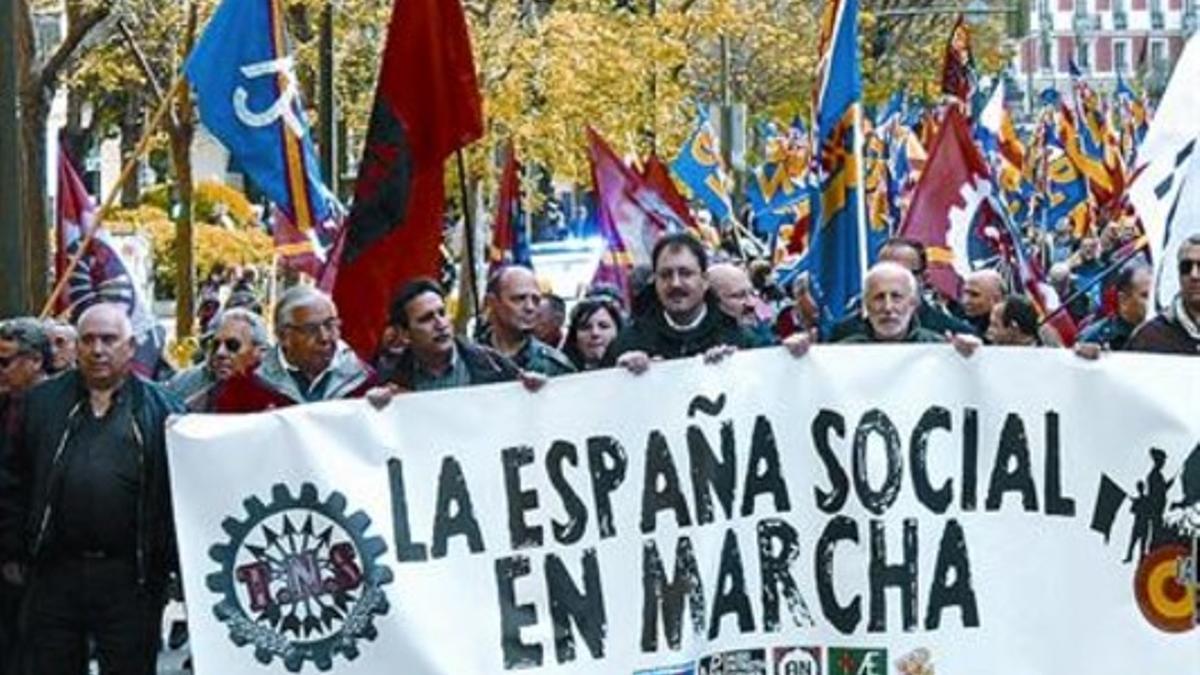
[837,320,947,344]
[383,338,521,390]
[0,371,184,590]
[603,302,759,364]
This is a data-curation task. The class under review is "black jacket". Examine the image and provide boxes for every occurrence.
[383,338,521,390]
[0,371,184,590]
[603,301,758,365]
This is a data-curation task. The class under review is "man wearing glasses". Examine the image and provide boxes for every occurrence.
[0,317,50,671]
[167,308,270,412]
[1128,233,1200,354]
[214,286,375,412]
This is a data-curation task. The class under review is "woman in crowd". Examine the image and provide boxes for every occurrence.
[562,296,625,371]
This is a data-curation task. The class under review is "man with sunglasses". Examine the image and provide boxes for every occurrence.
[1127,234,1200,354]
[167,309,270,411]
[0,318,51,671]
[214,286,375,412]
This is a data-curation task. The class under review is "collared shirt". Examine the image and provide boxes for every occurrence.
[56,381,139,558]
[408,345,472,391]
[508,336,576,377]
[278,348,334,402]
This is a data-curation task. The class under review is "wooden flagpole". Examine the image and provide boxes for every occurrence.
[40,76,189,318]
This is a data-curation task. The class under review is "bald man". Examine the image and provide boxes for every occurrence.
[708,262,777,348]
[0,303,184,675]
[961,269,1006,337]
[483,265,575,376]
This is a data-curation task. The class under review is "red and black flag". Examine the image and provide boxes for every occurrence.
[332,0,482,358]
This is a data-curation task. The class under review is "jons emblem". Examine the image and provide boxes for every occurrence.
[207,483,393,671]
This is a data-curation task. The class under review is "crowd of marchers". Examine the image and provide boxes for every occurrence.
[0,230,1197,674]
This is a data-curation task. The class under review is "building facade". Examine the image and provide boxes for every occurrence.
[1013,0,1197,103]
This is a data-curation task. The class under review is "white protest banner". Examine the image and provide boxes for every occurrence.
[167,346,1200,675]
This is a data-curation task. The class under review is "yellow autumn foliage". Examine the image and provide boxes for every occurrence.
[106,206,273,298]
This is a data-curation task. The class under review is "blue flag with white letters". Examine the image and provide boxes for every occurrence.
[184,0,339,230]
[671,108,734,222]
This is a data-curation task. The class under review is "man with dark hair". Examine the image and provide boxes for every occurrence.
[986,294,1042,346]
[380,279,522,391]
[829,237,973,340]
[1127,234,1200,354]
[1077,264,1152,351]
[605,233,814,372]
[0,304,184,675]
[482,265,575,376]
[214,286,375,411]
[604,233,757,372]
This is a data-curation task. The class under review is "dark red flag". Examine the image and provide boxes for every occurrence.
[640,153,698,232]
[332,0,482,358]
[941,15,975,104]
[899,106,992,301]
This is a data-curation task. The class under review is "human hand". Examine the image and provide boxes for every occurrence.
[702,344,738,365]
[782,332,812,359]
[948,332,982,358]
[616,351,652,375]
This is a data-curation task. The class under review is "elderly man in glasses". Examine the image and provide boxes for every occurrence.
[214,286,376,412]
[1127,233,1200,355]
[167,308,270,412]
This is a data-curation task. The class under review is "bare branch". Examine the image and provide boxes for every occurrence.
[37,1,114,92]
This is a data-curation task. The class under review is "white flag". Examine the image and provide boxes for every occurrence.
[1128,36,1200,309]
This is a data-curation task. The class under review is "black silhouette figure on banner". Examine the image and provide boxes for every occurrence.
[1124,481,1152,563]
[1145,448,1175,549]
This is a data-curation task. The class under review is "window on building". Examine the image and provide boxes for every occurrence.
[1075,0,1088,14]
[1151,40,1166,68]
[1078,41,1091,71]
[1115,41,1128,72]
[1042,37,1053,72]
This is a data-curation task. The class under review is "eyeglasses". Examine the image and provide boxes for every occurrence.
[210,338,244,354]
[286,318,341,338]
[1179,259,1200,276]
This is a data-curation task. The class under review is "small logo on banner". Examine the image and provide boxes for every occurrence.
[697,648,768,674]
[207,483,393,671]
[826,647,887,675]
[772,645,822,674]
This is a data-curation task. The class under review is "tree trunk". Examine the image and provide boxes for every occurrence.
[19,84,50,312]
[169,99,195,340]
[171,0,199,341]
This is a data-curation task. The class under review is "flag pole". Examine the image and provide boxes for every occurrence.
[455,148,481,325]
[853,102,870,285]
[40,76,188,319]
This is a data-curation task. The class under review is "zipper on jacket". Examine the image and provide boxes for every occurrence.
[32,401,84,557]
[131,416,147,588]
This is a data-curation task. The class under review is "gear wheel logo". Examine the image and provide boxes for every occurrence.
[207,483,393,671]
